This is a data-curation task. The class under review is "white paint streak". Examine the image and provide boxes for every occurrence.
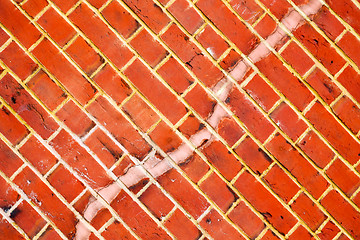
[75,1,323,239]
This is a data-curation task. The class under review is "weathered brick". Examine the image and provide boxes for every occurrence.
[258,0,291,20]
[220,49,241,72]
[69,3,133,69]
[0,106,29,145]
[230,0,264,24]
[234,171,297,235]
[281,41,314,76]
[22,0,48,18]
[0,41,37,80]
[164,209,201,240]
[158,169,210,218]
[202,141,242,181]
[313,6,345,41]
[254,14,277,39]
[51,0,78,13]
[32,39,97,105]
[256,53,314,111]
[337,66,360,104]
[87,96,151,159]
[185,84,216,119]
[27,70,67,111]
[0,27,9,46]
[317,221,340,240]
[56,100,95,137]
[263,164,300,203]
[37,7,76,47]
[217,117,245,146]
[50,129,112,188]
[0,74,59,139]
[197,0,258,55]
[333,96,360,134]
[0,0,41,48]
[90,208,112,230]
[0,219,26,240]
[305,101,360,165]
[168,0,203,34]
[196,25,229,59]
[321,190,360,239]
[101,221,136,240]
[179,153,209,183]
[262,230,280,240]
[125,59,187,124]
[226,88,275,142]
[111,190,172,239]
[266,133,329,199]
[288,226,312,240]
[149,121,182,153]
[0,175,20,210]
[228,201,265,239]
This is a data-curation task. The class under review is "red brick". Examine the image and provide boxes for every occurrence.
[157,57,194,94]
[254,14,277,39]
[56,100,95,137]
[32,39,96,105]
[101,220,136,240]
[0,42,37,81]
[139,184,174,219]
[111,190,172,239]
[288,226,312,240]
[101,1,139,39]
[178,114,203,139]
[244,74,280,112]
[168,0,203,34]
[217,117,244,146]
[293,23,345,75]
[149,121,182,152]
[112,155,134,177]
[230,0,264,24]
[325,0,360,35]
[14,167,77,238]
[87,0,106,8]
[87,96,151,159]
[281,41,314,76]
[266,133,328,199]
[197,0,258,55]
[85,128,123,168]
[200,172,236,212]
[228,201,265,239]
[27,70,67,111]
[122,94,159,132]
[22,0,48,18]
[262,230,280,240]
[291,193,326,231]
[38,226,62,240]
[69,3,133,69]
[313,6,345,41]
[263,164,299,203]
[161,24,223,87]
[130,29,168,67]
[0,219,26,240]
[202,141,242,181]
[0,27,9,46]
[333,96,360,134]
[317,221,340,240]
[256,53,314,111]
[90,208,112,230]
[50,129,112,188]
[47,164,85,203]
[0,74,59,139]
[125,59,187,124]
[179,153,209,183]
[37,7,76,47]
[200,209,245,239]
[196,25,228,60]
[158,169,209,218]
[305,101,360,165]
[226,88,275,142]
[93,65,132,104]
[234,171,297,235]
[0,0,41,48]
[306,68,341,105]
[0,175,20,210]
[11,201,46,238]
[51,0,78,13]
[66,37,104,76]
[326,158,360,197]
[73,190,93,215]
[298,130,334,169]
[338,32,360,67]
[270,102,308,141]
[165,209,200,240]
[122,0,170,34]
[337,66,360,104]
[0,106,29,145]
[259,0,291,20]
[321,190,360,239]
[338,234,351,240]
[19,136,57,175]
[220,49,241,72]
[235,136,272,175]
[185,84,216,119]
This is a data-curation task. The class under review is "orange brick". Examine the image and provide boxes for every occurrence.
[333,96,360,134]
[259,0,291,20]
[281,41,314,76]
[168,0,203,34]
[21,0,48,18]
[0,106,29,145]
[164,209,200,240]
[179,153,209,183]
[230,0,264,24]
[101,221,136,240]
[254,14,277,39]
[317,221,340,240]
[149,121,182,153]
[196,25,229,59]
[51,0,78,13]
[185,84,216,119]
[178,114,203,139]
[288,226,312,240]
[0,27,9,46]
[217,117,245,146]
[313,6,345,41]
[337,66,360,104]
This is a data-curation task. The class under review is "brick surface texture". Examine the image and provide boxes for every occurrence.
[0,0,359,239]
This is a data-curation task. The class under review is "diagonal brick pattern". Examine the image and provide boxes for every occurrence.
[0,0,359,239]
